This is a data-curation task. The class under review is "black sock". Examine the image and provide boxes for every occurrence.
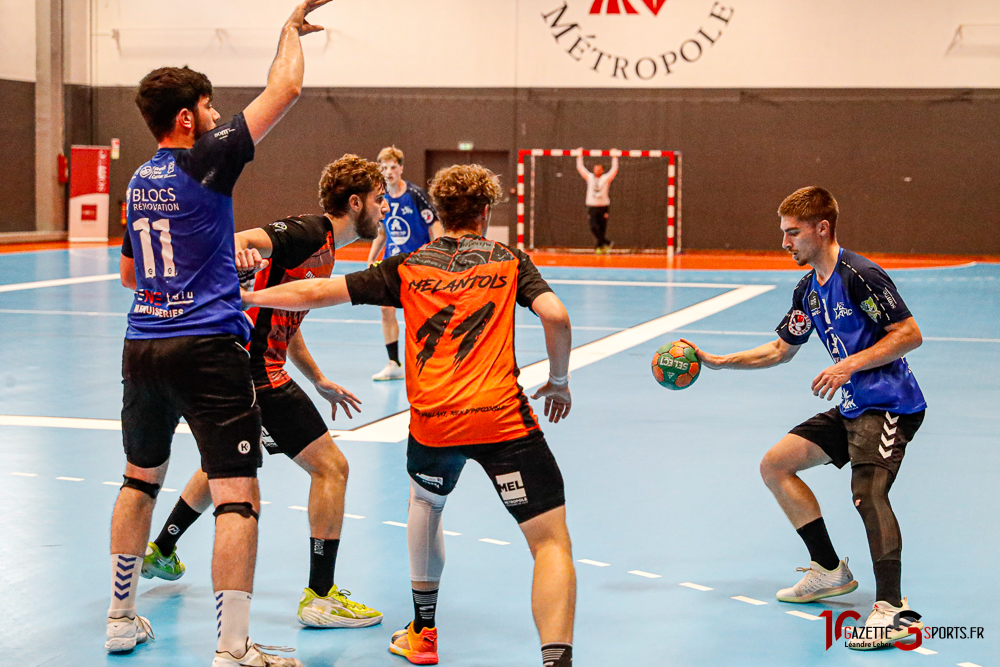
[412,588,438,631]
[308,538,340,595]
[542,643,573,667]
[874,559,903,607]
[795,518,840,571]
[153,498,202,555]
[386,341,400,365]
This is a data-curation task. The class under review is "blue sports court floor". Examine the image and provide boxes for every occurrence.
[0,246,997,666]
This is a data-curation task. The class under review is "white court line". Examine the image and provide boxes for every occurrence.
[0,273,118,293]
[162,488,177,492]
[344,514,365,520]
[479,538,510,545]
[9,472,37,477]
[679,582,713,591]
[547,279,748,289]
[785,610,821,620]
[732,596,767,605]
[102,481,119,486]
[958,662,984,666]
[578,559,610,567]
[383,521,408,528]
[443,530,461,536]
[912,647,937,655]
[289,506,308,511]
[628,570,662,579]
[260,501,271,505]
[674,328,1000,344]
[337,284,774,443]
[56,476,84,481]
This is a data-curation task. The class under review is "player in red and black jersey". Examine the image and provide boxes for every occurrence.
[242,164,577,667]
[124,155,388,628]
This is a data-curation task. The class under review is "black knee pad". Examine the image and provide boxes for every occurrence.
[213,502,259,521]
[122,476,160,499]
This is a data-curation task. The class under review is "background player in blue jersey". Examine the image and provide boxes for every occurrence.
[366,146,442,381]
[108,3,330,666]
[685,187,927,650]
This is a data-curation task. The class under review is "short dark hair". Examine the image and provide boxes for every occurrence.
[429,164,503,231]
[135,66,213,141]
[318,154,386,216]
[778,186,839,237]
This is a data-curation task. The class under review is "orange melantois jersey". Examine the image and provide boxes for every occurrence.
[346,235,554,447]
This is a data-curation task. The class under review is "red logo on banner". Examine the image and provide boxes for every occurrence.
[81,205,98,221]
[589,0,667,15]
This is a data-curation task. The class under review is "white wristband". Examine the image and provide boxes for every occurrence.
[548,373,569,386]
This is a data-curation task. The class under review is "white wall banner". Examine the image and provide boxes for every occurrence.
[67,0,1000,89]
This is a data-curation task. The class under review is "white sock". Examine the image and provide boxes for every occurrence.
[216,590,252,656]
[108,553,140,620]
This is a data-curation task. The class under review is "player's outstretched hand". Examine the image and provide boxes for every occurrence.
[680,339,725,370]
[316,378,362,420]
[287,0,332,36]
[531,382,571,424]
[811,360,853,401]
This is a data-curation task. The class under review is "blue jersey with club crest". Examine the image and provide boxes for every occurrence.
[122,113,254,341]
[776,248,925,418]
[380,182,438,258]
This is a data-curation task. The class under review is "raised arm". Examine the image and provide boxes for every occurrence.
[243,0,331,144]
[684,337,800,370]
[575,149,590,180]
[607,155,619,181]
[810,317,922,400]
[242,276,351,311]
[530,291,573,423]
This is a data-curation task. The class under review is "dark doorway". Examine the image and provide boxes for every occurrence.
[424,151,515,241]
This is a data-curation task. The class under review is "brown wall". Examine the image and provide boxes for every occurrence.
[0,79,37,232]
[42,86,1000,254]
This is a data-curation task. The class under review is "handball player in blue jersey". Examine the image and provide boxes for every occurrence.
[106,3,331,665]
[687,187,927,650]
[366,146,442,381]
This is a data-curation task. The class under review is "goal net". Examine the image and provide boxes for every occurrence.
[517,149,681,256]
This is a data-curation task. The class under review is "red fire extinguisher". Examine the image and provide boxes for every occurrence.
[57,154,69,184]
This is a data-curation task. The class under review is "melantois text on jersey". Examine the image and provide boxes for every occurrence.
[124,115,256,339]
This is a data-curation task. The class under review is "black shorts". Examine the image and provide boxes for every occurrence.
[258,379,329,460]
[407,431,565,524]
[790,408,925,475]
[122,335,262,479]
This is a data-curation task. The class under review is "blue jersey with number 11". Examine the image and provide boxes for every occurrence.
[123,113,255,341]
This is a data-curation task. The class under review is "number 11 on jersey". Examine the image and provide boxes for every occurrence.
[132,218,176,278]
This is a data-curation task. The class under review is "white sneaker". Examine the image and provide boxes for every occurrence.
[105,614,154,652]
[847,598,923,650]
[372,360,404,381]
[212,639,303,666]
[776,558,858,603]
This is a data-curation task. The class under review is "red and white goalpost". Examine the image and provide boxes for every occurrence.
[516,148,682,258]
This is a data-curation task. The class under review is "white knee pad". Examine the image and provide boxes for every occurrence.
[408,481,447,584]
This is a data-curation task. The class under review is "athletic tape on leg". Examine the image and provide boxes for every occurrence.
[213,503,259,521]
[122,475,160,499]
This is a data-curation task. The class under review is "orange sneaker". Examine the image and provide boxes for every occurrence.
[389,623,438,665]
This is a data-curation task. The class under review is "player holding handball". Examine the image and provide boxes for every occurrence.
[685,187,927,650]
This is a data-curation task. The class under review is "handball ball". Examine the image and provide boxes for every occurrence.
[651,341,700,390]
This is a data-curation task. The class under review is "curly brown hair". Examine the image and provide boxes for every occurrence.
[318,154,386,216]
[778,186,839,237]
[377,146,404,165]
[429,164,503,231]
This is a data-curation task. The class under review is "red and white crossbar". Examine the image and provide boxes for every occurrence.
[516,148,680,258]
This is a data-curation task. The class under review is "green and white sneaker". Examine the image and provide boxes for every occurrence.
[141,542,186,581]
[297,586,383,628]
[776,557,857,603]
[847,598,923,650]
